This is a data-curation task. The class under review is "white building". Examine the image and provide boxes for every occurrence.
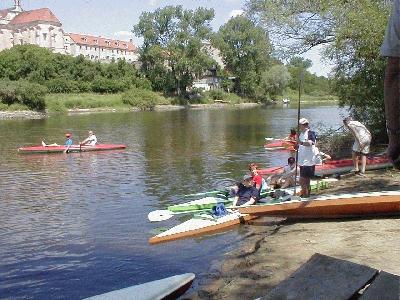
[0,0,138,63]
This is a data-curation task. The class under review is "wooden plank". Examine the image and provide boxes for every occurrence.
[262,253,377,300]
[360,271,400,300]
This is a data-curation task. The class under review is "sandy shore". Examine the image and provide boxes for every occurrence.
[191,169,400,299]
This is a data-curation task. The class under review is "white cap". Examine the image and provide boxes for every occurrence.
[299,118,309,125]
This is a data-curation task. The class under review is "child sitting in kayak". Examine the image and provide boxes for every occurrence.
[248,163,268,193]
[42,133,73,147]
[267,157,297,189]
[232,174,259,207]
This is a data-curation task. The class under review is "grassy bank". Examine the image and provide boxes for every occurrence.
[0,90,338,113]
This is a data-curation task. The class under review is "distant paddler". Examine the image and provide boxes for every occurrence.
[80,130,97,146]
[42,133,73,148]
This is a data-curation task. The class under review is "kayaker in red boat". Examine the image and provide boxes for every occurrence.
[343,117,372,177]
[42,133,73,147]
[232,174,259,207]
[381,0,400,169]
[267,156,297,189]
[297,118,317,198]
[248,163,267,192]
[81,130,97,146]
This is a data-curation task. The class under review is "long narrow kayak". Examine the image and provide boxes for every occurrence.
[166,179,336,213]
[258,156,391,176]
[149,211,257,245]
[264,140,295,151]
[238,190,400,218]
[18,144,126,154]
[84,273,195,300]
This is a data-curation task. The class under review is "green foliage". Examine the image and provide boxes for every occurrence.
[246,0,390,139]
[134,6,216,95]
[259,65,291,100]
[0,44,142,94]
[122,88,162,110]
[207,89,226,100]
[213,15,271,98]
[0,80,47,110]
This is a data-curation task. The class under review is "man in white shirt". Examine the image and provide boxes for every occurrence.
[81,130,97,146]
[343,117,372,176]
[381,0,400,169]
[297,118,317,198]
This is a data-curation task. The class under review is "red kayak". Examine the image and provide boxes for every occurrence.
[18,144,126,154]
[265,140,295,151]
[258,156,391,176]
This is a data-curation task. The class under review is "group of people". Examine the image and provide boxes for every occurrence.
[42,130,98,149]
[231,115,373,206]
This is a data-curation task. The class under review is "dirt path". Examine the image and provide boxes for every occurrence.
[191,169,400,299]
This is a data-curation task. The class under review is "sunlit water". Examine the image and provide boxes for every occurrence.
[0,104,346,299]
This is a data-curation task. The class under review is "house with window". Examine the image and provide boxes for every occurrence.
[0,0,138,63]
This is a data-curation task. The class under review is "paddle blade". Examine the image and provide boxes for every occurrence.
[148,210,174,222]
[264,137,275,141]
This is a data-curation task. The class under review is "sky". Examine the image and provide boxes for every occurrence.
[2,0,334,76]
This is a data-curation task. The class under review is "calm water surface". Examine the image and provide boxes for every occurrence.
[0,104,346,299]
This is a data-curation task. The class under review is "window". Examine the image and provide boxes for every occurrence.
[116,50,119,54]
[85,46,88,50]
[94,39,98,45]
[42,33,47,41]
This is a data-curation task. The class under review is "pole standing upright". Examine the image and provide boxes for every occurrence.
[294,70,304,196]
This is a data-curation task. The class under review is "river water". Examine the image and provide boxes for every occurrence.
[0,104,346,299]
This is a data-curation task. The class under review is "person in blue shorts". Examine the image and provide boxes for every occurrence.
[232,174,259,206]
[64,133,73,146]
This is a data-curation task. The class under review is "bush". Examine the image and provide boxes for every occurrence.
[122,88,161,110]
[0,80,47,110]
[92,76,127,94]
[46,78,80,93]
[207,89,226,100]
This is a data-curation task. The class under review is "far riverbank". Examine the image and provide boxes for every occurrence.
[191,168,400,299]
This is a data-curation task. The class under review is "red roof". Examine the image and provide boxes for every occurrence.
[68,33,137,52]
[9,8,60,25]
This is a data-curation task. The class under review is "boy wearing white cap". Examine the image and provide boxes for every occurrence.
[297,118,317,198]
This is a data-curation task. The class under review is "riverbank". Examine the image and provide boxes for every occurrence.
[0,102,264,119]
[191,168,400,299]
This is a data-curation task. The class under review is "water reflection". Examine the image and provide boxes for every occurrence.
[0,104,345,299]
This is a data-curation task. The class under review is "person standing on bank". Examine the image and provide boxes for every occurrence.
[381,0,400,169]
[297,118,317,198]
[343,117,372,176]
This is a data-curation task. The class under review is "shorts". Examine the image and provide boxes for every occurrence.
[352,140,370,155]
[300,165,315,178]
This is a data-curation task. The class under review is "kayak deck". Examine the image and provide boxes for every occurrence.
[238,190,400,218]
[18,144,126,154]
[149,211,257,245]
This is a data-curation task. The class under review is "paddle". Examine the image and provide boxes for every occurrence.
[183,190,228,198]
[148,208,217,222]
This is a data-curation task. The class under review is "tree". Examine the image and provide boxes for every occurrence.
[213,15,271,97]
[259,64,291,99]
[133,6,216,95]
[246,0,391,139]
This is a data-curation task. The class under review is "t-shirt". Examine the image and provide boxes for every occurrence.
[252,174,263,190]
[347,121,371,144]
[64,138,73,146]
[236,184,259,206]
[282,164,296,177]
[380,0,400,57]
[298,129,317,166]
[86,135,97,146]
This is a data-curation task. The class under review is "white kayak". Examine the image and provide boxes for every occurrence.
[149,210,257,245]
[83,273,195,300]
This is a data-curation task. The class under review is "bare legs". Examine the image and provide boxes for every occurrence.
[384,57,400,169]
